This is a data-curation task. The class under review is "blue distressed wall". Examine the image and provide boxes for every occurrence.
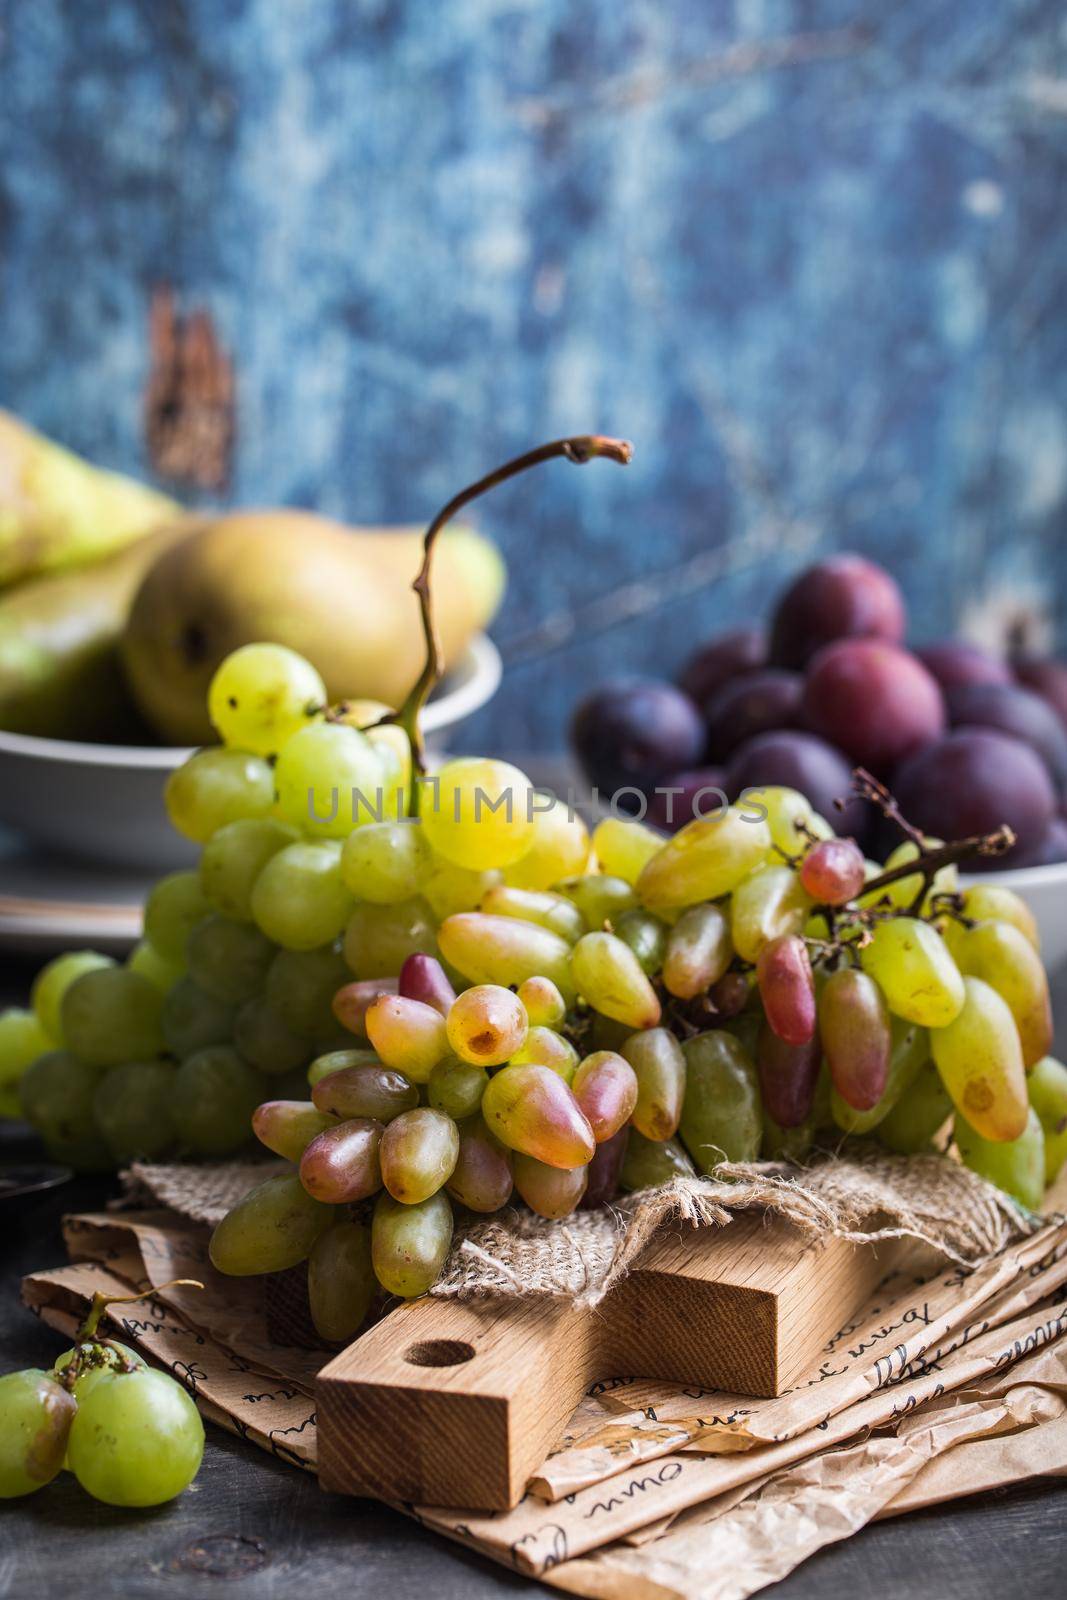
[1,1,1065,752]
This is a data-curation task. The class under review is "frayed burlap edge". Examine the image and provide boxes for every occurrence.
[122,1145,1040,1310]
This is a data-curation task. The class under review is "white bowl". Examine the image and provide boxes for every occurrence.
[0,635,501,871]
[960,859,1067,975]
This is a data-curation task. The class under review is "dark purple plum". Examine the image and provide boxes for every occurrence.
[723,730,868,840]
[647,767,728,831]
[678,627,766,709]
[802,639,945,775]
[703,670,803,761]
[1013,655,1067,733]
[1007,816,1067,869]
[916,640,1012,693]
[893,729,1056,869]
[770,554,905,669]
[946,682,1067,794]
[570,679,705,803]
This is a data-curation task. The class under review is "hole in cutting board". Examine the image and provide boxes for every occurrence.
[404,1339,476,1368]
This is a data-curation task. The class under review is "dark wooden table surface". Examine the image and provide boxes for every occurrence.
[2,950,1066,1600]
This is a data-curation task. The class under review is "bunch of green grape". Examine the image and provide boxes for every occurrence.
[0,1338,203,1506]
[5,640,1065,1346]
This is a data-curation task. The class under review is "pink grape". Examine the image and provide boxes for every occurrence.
[580,1126,630,1208]
[570,1051,639,1143]
[756,935,816,1046]
[756,1020,822,1128]
[299,1118,384,1203]
[799,838,867,905]
[397,954,456,1018]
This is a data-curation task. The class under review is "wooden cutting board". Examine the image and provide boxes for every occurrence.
[316,1215,891,1510]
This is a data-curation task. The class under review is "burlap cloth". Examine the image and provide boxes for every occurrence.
[122,1145,1036,1310]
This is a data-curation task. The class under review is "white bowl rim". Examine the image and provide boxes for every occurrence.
[959,857,1067,891]
[0,633,502,769]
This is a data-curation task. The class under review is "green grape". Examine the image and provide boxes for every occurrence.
[165,746,274,842]
[636,807,773,912]
[876,1061,954,1154]
[481,1064,594,1167]
[365,994,448,1081]
[171,1047,263,1156]
[210,1171,332,1275]
[162,977,236,1058]
[300,1117,384,1202]
[931,977,1028,1143]
[308,1219,377,1343]
[557,874,638,931]
[571,1051,638,1142]
[437,913,574,998]
[730,865,811,965]
[428,1057,489,1119]
[199,817,299,921]
[371,1190,454,1298]
[619,1131,695,1192]
[446,983,528,1066]
[830,1016,928,1135]
[233,998,310,1076]
[252,1098,337,1161]
[447,1117,515,1211]
[344,896,438,979]
[379,1107,459,1203]
[570,931,661,1029]
[503,792,589,891]
[680,1031,762,1170]
[944,885,1039,955]
[592,816,665,886]
[311,1059,417,1120]
[31,950,113,1043]
[737,786,832,857]
[622,1027,686,1141]
[274,721,387,839]
[0,1007,51,1093]
[126,940,185,994]
[20,1050,101,1145]
[144,871,212,964]
[865,837,957,913]
[251,840,353,951]
[421,756,535,870]
[859,917,965,1028]
[509,1025,579,1081]
[515,976,566,1030]
[420,856,501,920]
[1028,1057,1067,1185]
[53,1341,146,1402]
[480,883,585,944]
[513,1153,587,1218]
[185,914,275,1004]
[208,642,326,755]
[761,1106,816,1162]
[612,909,668,977]
[0,1369,76,1498]
[956,1107,1045,1211]
[60,967,164,1068]
[340,820,430,904]
[67,1368,204,1506]
[265,945,351,1040]
[951,919,1053,1069]
[663,902,733,999]
[93,1062,177,1161]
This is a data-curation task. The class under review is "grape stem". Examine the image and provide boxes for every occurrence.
[58,1278,204,1392]
[853,825,1016,909]
[381,436,633,813]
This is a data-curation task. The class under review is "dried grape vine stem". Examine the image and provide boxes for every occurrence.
[56,1278,203,1392]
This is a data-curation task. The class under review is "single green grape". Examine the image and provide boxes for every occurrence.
[19,1050,102,1147]
[428,1057,489,1120]
[251,841,353,950]
[164,746,275,842]
[612,909,668,978]
[126,940,185,994]
[208,642,326,755]
[737,786,832,857]
[680,1031,762,1169]
[210,1172,332,1275]
[344,897,438,979]
[144,871,213,964]
[0,1007,51,1093]
[93,1061,178,1162]
[557,874,638,931]
[199,817,299,922]
[265,945,351,1040]
[308,1219,377,1343]
[479,883,586,943]
[437,913,573,999]
[162,977,236,1058]
[0,1369,76,1498]
[53,1341,147,1403]
[420,855,500,920]
[252,1099,337,1161]
[171,1047,263,1156]
[371,1190,454,1298]
[60,967,164,1068]
[67,1368,204,1506]
[592,816,665,886]
[273,721,387,838]
[502,792,589,891]
[31,951,114,1043]
[636,807,773,911]
[956,1107,1045,1211]
[186,914,276,1004]
[570,931,662,1029]
[421,757,535,870]
[1028,1056,1067,1185]
[859,917,965,1029]
[619,1131,695,1192]
[233,998,311,1076]
[340,821,431,904]
[877,1060,954,1155]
